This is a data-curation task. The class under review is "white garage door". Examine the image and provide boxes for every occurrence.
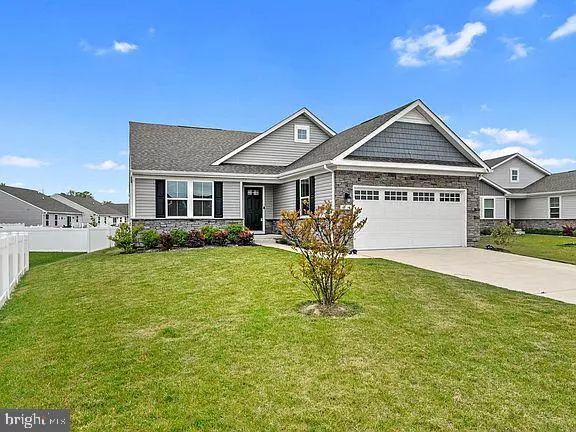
[353,187,467,250]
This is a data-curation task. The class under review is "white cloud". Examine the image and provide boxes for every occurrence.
[8,182,26,187]
[486,0,536,14]
[480,104,491,111]
[549,14,576,41]
[85,160,126,170]
[533,157,576,167]
[391,22,487,67]
[480,146,576,168]
[0,155,48,168]
[98,188,117,194]
[478,127,540,145]
[118,150,129,156]
[464,137,483,150]
[80,39,138,56]
[500,37,532,60]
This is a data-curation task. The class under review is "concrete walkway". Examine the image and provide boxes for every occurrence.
[358,248,576,304]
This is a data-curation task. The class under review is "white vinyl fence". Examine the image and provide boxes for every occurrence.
[0,226,118,252]
[0,232,29,308]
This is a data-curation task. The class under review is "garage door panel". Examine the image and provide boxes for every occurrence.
[354,187,466,250]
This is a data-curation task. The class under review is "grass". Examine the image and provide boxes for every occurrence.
[29,252,85,268]
[480,234,576,265]
[1,247,576,431]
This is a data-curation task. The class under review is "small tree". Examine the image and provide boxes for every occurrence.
[109,223,143,253]
[278,203,366,306]
[490,222,516,249]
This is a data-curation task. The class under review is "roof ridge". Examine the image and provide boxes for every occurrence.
[129,121,259,134]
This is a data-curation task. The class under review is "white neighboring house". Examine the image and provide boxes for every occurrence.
[0,185,82,227]
[52,194,126,227]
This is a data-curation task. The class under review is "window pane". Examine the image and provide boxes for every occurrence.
[484,209,494,219]
[297,129,307,140]
[178,182,188,198]
[168,181,187,198]
[301,198,309,213]
[193,200,212,217]
[168,200,187,216]
[550,197,560,207]
[484,199,494,209]
[193,182,212,198]
[300,179,310,197]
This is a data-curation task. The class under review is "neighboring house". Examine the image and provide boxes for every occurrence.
[480,153,576,231]
[130,99,492,250]
[103,202,129,223]
[0,185,82,227]
[52,194,125,226]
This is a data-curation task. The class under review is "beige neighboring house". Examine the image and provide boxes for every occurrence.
[52,194,126,227]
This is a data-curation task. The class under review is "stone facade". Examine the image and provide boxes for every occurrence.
[132,218,243,232]
[265,219,280,234]
[479,219,507,233]
[513,219,576,231]
[333,170,481,246]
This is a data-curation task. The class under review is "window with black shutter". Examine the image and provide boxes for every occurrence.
[155,180,166,218]
[214,181,223,218]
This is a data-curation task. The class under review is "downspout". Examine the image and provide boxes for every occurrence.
[322,164,335,207]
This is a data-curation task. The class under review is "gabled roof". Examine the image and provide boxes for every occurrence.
[479,176,510,195]
[105,203,129,216]
[212,108,336,165]
[483,153,551,175]
[517,170,576,194]
[57,194,124,216]
[0,185,81,213]
[130,122,284,175]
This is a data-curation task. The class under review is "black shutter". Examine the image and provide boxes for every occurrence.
[309,176,315,212]
[295,179,301,212]
[155,180,165,218]
[214,181,223,218]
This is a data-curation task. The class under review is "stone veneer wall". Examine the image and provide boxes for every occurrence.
[132,219,243,233]
[479,219,507,232]
[333,170,481,247]
[265,219,280,234]
[513,219,576,230]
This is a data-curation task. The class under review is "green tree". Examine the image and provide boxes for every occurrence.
[68,190,93,198]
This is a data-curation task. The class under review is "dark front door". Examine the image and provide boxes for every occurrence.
[244,187,263,231]
[506,199,510,222]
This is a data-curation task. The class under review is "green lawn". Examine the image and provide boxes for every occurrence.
[480,234,576,265]
[29,252,85,268]
[1,247,576,431]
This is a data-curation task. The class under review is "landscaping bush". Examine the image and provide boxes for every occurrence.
[235,230,254,246]
[226,223,245,243]
[490,222,516,249]
[480,227,492,236]
[109,223,143,253]
[140,228,160,249]
[201,226,219,245]
[170,228,188,247]
[159,232,173,250]
[187,230,205,248]
[212,229,229,246]
[562,224,575,237]
[525,228,564,236]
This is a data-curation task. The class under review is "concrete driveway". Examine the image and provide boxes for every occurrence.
[358,247,576,305]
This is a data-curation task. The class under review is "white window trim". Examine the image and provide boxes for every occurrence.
[165,179,215,219]
[299,178,310,216]
[510,168,520,183]
[294,124,311,143]
[549,196,561,219]
[481,197,496,220]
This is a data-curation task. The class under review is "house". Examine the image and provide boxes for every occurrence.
[130,99,493,250]
[52,194,126,226]
[0,185,82,227]
[479,153,576,231]
[103,202,129,223]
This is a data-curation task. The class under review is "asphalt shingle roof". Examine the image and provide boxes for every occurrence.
[519,170,576,194]
[483,155,513,168]
[105,203,128,216]
[58,194,125,216]
[0,185,81,213]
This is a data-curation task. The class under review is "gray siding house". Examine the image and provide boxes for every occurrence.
[480,153,576,230]
[130,101,493,250]
[0,185,82,227]
[52,194,126,227]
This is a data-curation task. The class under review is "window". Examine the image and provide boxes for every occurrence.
[483,198,495,219]
[104,217,107,224]
[510,168,519,183]
[300,178,310,214]
[98,216,101,224]
[294,125,310,143]
[54,214,58,226]
[167,181,188,217]
[439,192,461,202]
[413,192,435,202]
[45,214,49,227]
[192,181,213,217]
[76,216,79,223]
[354,190,380,201]
[550,197,561,219]
[384,191,408,201]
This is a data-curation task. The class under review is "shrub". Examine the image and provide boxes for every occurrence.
[525,228,563,236]
[159,232,173,250]
[226,223,245,243]
[562,224,575,237]
[187,230,205,248]
[212,229,229,246]
[235,230,254,246]
[170,228,188,247]
[109,223,143,253]
[490,222,516,248]
[278,202,366,306]
[140,228,160,249]
[201,226,219,245]
[480,227,492,236]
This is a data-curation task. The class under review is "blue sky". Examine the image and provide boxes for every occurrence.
[0,0,575,202]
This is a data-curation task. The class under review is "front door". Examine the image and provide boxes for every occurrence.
[244,187,263,232]
[66,216,72,227]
